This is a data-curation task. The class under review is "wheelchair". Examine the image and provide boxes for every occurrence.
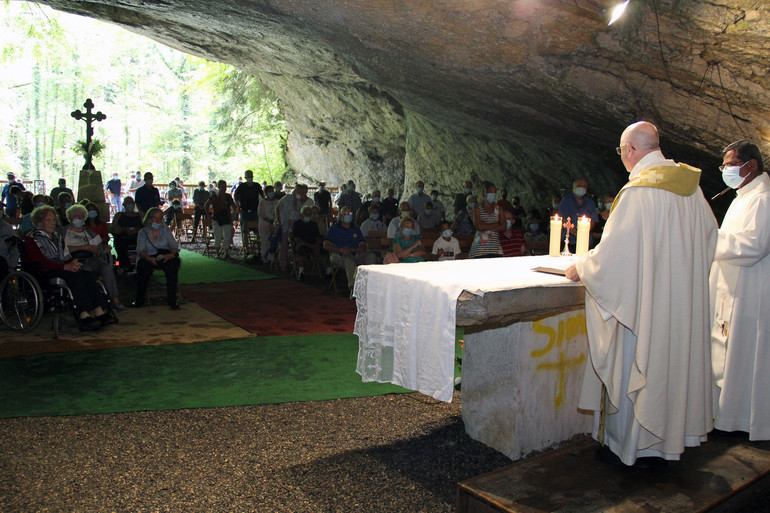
[0,237,117,338]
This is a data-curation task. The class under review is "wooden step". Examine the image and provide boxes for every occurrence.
[457,434,770,513]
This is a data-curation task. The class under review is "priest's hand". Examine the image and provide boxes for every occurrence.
[565,264,581,282]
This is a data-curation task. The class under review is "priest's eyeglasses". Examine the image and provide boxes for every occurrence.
[718,161,748,172]
[615,143,636,155]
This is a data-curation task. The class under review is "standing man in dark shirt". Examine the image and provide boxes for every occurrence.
[134,172,161,217]
[234,169,264,247]
[314,181,332,230]
[105,172,122,217]
[380,187,399,225]
[191,181,211,243]
[50,178,74,208]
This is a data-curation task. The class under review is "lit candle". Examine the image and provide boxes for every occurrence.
[576,216,590,256]
[549,214,561,257]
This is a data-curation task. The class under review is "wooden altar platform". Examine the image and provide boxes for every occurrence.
[457,434,770,513]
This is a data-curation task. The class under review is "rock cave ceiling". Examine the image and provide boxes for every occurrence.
[33,0,770,205]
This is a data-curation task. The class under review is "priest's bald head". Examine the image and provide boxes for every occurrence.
[618,121,661,172]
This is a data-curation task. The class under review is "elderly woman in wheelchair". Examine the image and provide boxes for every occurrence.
[23,205,115,331]
[63,204,127,312]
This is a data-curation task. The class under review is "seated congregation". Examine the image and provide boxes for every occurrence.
[1,172,612,315]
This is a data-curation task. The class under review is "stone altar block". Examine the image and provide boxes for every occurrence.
[461,307,592,460]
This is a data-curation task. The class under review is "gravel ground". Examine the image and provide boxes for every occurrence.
[0,391,514,512]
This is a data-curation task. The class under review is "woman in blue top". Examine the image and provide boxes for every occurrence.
[392,217,426,263]
[133,207,181,309]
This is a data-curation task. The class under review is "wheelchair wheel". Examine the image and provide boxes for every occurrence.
[0,271,44,331]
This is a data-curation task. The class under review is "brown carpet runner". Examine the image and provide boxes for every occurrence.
[183,279,357,336]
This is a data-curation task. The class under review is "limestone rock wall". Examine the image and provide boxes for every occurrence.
[33,0,770,207]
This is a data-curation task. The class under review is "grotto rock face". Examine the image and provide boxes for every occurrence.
[35,0,770,206]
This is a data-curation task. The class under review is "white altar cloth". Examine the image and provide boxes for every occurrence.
[354,255,580,402]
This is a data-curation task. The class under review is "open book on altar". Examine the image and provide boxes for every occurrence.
[531,256,578,276]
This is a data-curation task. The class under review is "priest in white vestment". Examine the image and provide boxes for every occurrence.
[710,140,770,441]
[566,121,718,466]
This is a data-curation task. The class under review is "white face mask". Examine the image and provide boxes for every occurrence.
[574,187,587,197]
[721,161,749,189]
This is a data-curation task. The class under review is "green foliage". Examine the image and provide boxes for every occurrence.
[72,139,105,158]
[0,1,287,191]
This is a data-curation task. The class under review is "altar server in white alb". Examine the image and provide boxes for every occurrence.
[566,121,717,467]
[710,140,770,441]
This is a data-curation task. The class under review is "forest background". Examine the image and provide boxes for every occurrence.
[0,1,288,195]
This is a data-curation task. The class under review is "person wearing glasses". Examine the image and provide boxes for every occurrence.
[710,140,770,441]
[565,121,717,468]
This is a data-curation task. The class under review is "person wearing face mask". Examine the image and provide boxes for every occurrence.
[128,172,144,193]
[565,121,717,468]
[558,177,599,252]
[291,205,322,281]
[450,194,476,235]
[134,172,161,217]
[499,209,526,257]
[429,190,446,220]
[709,140,770,441]
[258,185,279,262]
[468,183,506,259]
[592,194,616,243]
[111,196,143,272]
[407,181,431,217]
[24,205,112,330]
[105,173,122,218]
[392,217,426,263]
[387,201,422,238]
[360,204,387,237]
[357,189,382,226]
[432,220,460,261]
[133,207,181,309]
[64,204,125,312]
[84,203,109,245]
[454,180,473,215]
[336,180,363,222]
[163,199,185,230]
[417,201,441,231]
[191,181,211,243]
[524,215,547,244]
[323,206,369,295]
[166,180,183,207]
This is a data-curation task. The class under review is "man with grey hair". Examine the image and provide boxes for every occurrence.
[566,121,717,467]
[558,177,598,251]
[710,140,770,441]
